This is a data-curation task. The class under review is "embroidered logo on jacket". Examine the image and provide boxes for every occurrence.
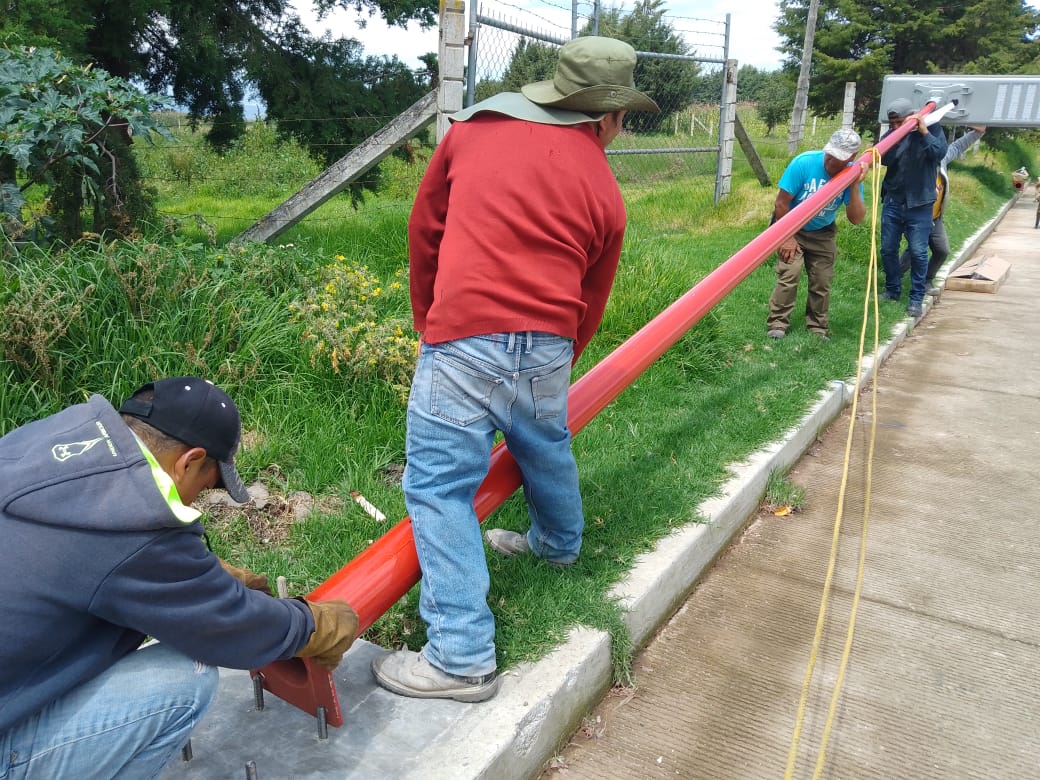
[52,438,104,461]
[52,421,119,462]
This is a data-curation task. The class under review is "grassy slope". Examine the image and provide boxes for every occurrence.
[1,117,1030,678]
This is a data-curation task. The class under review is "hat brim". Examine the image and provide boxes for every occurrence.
[824,146,857,162]
[521,80,660,113]
[886,99,914,120]
[450,92,607,126]
[218,460,250,504]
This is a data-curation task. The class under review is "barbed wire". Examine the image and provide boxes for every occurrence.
[478,0,729,46]
[156,114,414,129]
[157,200,411,224]
[487,0,572,31]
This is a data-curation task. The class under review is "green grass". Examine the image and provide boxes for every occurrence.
[1,114,1032,683]
[763,469,807,513]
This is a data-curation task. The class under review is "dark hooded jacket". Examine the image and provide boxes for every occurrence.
[0,395,314,733]
[880,121,949,209]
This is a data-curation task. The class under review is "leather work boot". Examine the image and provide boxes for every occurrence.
[372,649,499,703]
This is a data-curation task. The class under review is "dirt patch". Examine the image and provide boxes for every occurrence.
[199,477,343,547]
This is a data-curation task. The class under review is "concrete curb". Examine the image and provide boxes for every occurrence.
[408,628,613,780]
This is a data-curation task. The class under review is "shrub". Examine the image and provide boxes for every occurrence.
[290,255,417,399]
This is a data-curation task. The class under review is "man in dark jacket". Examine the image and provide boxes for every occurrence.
[879,97,948,318]
[0,377,358,778]
[898,125,986,295]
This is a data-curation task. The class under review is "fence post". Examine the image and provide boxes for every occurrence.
[787,0,821,155]
[438,0,467,141]
[714,58,738,204]
[842,82,856,130]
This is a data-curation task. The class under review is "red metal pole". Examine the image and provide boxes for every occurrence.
[262,101,938,719]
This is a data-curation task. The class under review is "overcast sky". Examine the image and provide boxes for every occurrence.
[296,0,789,71]
[297,0,1040,73]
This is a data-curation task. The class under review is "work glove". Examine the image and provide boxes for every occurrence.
[219,558,274,596]
[296,599,359,670]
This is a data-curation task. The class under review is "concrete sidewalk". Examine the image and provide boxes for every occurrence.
[164,196,1030,780]
[546,194,1040,778]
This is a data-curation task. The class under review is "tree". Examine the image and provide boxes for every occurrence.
[500,39,559,93]
[757,72,795,135]
[473,38,558,104]
[775,0,1040,136]
[1,0,436,158]
[734,66,774,102]
[690,65,778,104]
[0,45,170,245]
[247,21,428,163]
[0,0,93,54]
[584,0,699,133]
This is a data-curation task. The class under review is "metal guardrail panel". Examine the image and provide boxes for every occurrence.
[879,75,1040,127]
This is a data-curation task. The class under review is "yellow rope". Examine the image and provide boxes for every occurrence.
[784,149,884,780]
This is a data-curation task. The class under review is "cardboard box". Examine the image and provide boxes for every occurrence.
[946,255,1011,294]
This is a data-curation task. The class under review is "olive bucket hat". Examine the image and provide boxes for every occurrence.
[521,36,660,114]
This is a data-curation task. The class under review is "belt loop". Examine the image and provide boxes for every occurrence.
[506,332,516,353]
[524,331,533,353]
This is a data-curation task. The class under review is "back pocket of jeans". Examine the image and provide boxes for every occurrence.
[431,352,501,426]
[531,360,571,420]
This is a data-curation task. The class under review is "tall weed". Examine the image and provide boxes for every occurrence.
[0,239,316,427]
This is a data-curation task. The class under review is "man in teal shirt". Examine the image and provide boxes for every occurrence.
[766,129,867,340]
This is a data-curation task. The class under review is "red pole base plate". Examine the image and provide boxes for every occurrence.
[251,657,343,728]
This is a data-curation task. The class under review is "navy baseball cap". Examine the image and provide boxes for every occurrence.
[119,377,249,503]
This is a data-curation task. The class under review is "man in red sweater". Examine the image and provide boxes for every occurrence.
[372,36,658,702]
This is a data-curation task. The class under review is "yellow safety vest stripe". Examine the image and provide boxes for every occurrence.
[131,432,202,525]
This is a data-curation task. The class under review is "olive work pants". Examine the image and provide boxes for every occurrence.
[766,221,838,335]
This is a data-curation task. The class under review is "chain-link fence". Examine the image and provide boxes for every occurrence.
[467,1,734,185]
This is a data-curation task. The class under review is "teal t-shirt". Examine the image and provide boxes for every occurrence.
[778,150,861,232]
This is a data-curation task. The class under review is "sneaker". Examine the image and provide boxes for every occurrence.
[766,329,786,339]
[906,301,924,318]
[372,649,500,703]
[484,529,574,567]
[484,528,531,557]
[880,291,901,302]
[926,284,942,296]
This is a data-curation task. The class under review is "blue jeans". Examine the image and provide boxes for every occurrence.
[0,643,217,780]
[881,201,934,303]
[404,333,583,677]
[898,216,950,282]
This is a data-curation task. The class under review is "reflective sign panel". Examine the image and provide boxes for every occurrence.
[879,75,1040,127]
